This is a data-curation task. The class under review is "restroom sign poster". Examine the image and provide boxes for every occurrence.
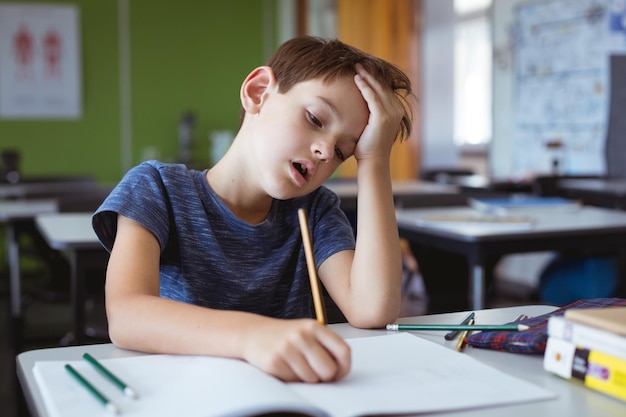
[0,3,82,119]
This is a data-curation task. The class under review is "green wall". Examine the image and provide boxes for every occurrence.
[0,0,267,183]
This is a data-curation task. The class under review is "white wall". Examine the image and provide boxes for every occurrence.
[490,0,529,179]
[420,0,459,171]
[421,0,535,179]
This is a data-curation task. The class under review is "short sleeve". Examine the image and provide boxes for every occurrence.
[308,187,356,267]
[92,161,174,253]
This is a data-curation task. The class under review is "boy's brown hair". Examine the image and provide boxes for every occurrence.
[244,36,413,141]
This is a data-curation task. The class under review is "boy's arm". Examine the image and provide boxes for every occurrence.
[319,65,404,328]
[105,215,350,383]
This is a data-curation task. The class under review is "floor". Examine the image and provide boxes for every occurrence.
[0,268,536,417]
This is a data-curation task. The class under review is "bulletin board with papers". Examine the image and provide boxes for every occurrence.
[0,3,82,119]
[507,0,626,177]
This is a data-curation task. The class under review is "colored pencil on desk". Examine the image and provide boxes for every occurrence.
[455,318,475,352]
[386,323,529,331]
[83,353,138,399]
[65,364,121,415]
[445,312,475,340]
[298,208,327,325]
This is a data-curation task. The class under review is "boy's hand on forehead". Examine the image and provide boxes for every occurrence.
[352,63,404,161]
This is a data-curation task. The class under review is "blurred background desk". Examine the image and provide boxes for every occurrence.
[396,205,626,312]
[0,176,99,200]
[1,176,112,348]
[325,179,467,213]
[556,178,626,210]
[34,213,109,345]
[0,200,58,350]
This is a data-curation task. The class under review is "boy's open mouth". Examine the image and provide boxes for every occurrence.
[293,162,308,178]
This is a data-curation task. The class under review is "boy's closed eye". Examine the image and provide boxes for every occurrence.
[335,146,345,161]
[306,111,323,128]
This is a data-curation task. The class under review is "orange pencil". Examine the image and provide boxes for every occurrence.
[297,208,327,325]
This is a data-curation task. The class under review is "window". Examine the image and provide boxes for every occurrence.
[454,0,492,148]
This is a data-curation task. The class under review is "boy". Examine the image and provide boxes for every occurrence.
[92,36,413,383]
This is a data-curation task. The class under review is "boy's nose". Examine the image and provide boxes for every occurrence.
[312,139,333,162]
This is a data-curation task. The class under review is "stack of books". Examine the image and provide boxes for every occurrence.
[543,307,626,402]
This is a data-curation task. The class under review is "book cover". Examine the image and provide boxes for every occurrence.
[547,316,626,361]
[543,337,626,402]
[564,307,626,336]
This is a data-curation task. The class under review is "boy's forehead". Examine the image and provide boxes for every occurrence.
[300,78,366,109]
[294,77,369,137]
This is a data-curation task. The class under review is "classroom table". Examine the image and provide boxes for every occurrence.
[0,176,98,200]
[16,304,626,417]
[557,178,626,209]
[34,213,109,344]
[0,199,59,348]
[395,205,626,310]
[324,179,466,211]
[424,173,535,195]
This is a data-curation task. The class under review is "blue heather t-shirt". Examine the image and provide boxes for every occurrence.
[92,160,355,319]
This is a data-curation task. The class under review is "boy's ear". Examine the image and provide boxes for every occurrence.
[240,66,276,114]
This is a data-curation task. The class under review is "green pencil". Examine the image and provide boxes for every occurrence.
[83,353,138,399]
[386,323,529,331]
[65,364,120,415]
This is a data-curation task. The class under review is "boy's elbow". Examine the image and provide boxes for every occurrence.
[345,303,400,329]
[106,313,126,348]
[105,301,136,350]
[107,328,127,350]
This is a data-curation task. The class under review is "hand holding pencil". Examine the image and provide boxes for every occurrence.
[235,209,350,383]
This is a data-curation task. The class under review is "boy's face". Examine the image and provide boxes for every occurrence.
[250,75,369,200]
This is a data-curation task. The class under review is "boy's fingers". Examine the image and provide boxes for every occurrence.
[314,327,352,380]
[355,69,402,125]
[355,65,395,108]
[272,358,300,382]
[286,326,350,382]
[282,348,323,383]
[355,64,381,93]
[354,74,377,109]
[261,321,351,383]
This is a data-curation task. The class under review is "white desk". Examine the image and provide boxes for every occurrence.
[396,205,626,310]
[0,199,58,348]
[16,305,626,417]
[35,213,100,250]
[35,213,108,344]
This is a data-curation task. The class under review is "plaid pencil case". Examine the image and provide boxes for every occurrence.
[466,297,626,354]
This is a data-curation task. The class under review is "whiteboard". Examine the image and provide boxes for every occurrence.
[491,0,626,179]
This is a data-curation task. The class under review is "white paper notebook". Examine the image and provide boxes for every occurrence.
[33,333,555,417]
